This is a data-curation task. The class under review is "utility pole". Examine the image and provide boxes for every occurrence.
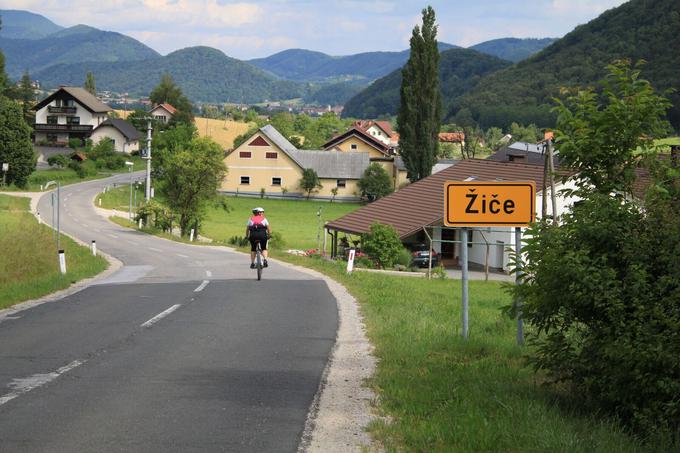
[542,142,548,219]
[145,118,152,201]
[547,139,558,224]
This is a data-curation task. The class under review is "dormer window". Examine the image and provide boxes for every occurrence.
[350,144,358,150]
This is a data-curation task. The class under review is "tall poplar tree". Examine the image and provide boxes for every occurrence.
[84,72,96,95]
[19,70,35,123]
[397,6,441,183]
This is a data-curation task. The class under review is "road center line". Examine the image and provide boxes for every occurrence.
[141,304,181,328]
[177,253,189,258]
[147,247,162,252]
[108,234,119,239]
[194,280,209,292]
[0,360,85,407]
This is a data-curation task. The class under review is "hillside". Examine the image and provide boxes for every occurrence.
[34,46,309,103]
[0,9,63,39]
[0,24,160,77]
[454,0,680,130]
[249,43,457,82]
[342,48,511,119]
[470,38,557,62]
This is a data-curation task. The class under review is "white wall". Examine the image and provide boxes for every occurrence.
[90,126,138,153]
[35,100,107,127]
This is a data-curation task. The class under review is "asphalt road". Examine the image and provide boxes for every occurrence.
[0,173,338,452]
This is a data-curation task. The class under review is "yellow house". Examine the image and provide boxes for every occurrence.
[221,125,369,201]
[322,126,409,189]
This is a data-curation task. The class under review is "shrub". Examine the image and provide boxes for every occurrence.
[268,231,285,249]
[354,256,374,269]
[361,222,403,269]
[395,247,413,267]
[260,187,266,199]
[68,137,82,149]
[47,154,68,168]
[358,163,394,201]
[67,161,86,178]
[227,235,249,247]
[102,155,125,170]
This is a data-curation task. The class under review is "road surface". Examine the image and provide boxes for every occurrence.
[0,173,338,452]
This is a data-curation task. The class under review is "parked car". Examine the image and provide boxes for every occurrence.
[410,243,440,268]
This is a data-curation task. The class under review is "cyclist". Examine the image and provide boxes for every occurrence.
[245,207,271,269]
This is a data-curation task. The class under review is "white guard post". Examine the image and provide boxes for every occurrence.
[91,240,97,257]
[346,248,356,273]
[58,250,66,274]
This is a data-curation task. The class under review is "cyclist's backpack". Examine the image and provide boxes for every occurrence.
[250,215,266,231]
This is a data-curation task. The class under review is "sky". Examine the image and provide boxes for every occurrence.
[5,0,628,59]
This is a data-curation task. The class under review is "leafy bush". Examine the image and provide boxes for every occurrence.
[354,256,374,269]
[395,247,413,267]
[227,235,249,247]
[102,154,125,170]
[268,231,285,249]
[68,138,82,149]
[67,161,86,178]
[47,154,68,168]
[361,222,403,269]
[358,163,394,201]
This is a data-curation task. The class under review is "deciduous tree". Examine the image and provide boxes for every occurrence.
[358,163,393,201]
[150,73,194,125]
[299,168,322,199]
[84,71,96,95]
[0,97,35,187]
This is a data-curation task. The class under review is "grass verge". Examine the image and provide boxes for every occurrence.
[0,195,109,310]
[97,189,361,250]
[273,253,661,452]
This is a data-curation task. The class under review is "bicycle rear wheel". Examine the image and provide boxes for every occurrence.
[256,247,263,281]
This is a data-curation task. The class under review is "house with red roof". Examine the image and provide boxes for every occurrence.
[149,103,177,124]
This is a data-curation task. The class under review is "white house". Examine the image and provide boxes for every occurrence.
[90,119,142,154]
[149,103,176,124]
[33,86,112,145]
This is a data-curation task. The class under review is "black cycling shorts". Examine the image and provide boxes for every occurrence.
[249,233,268,252]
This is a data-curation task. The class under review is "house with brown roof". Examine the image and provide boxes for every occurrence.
[33,86,112,145]
[149,103,176,124]
[90,118,142,154]
[353,120,399,147]
[326,158,574,271]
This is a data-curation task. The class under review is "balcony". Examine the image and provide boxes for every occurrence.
[34,123,93,133]
[48,106,77,114]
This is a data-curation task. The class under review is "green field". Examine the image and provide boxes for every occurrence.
[277,255,665,452]
[97,188,362,250]
[0,195,109,309]
[3,156,146,192]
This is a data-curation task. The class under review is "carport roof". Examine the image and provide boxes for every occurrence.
[326,159,548,239]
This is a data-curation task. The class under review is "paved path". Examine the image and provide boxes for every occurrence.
[0,174,339,452]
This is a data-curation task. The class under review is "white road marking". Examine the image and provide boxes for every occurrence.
[81,223,88,228]
[127,240,138,245]
[194,280,209,292]
[176,253,189,258]
[205,270,212,277]
[141,304,181,328]
[108,234,119,239]
[0,360,85,407]
[148,247,162,252]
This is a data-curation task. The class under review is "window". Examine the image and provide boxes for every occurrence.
[154,115,167,122]
[67,116,80,125]
[350,144,358,150]
[240,176,250,185]
[47,134,58,142]
[239,151,252,158]
[47,116,58,124]
[336,179,346,188]
[272,177,282,186]
[265,152,278,159]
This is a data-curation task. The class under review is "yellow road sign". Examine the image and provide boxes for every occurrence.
[444,181,536,226]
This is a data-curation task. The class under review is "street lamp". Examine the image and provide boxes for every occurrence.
[125,161,134,220]
[44,180,60,250]
[1,163,8,187]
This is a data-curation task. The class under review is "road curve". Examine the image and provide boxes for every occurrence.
[0,173,338,452]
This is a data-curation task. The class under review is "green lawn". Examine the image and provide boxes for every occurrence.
[276,254,666,452]
[0,195,109,309]
[97,189,362,250]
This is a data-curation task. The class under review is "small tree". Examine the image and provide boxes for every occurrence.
[299,168,322,199]
[358,163,394,201]
[159,137,227,236]
[18,70,34,124]
[84,71,96,95]
[361,222,403,269]
[330,187,338,203]
[508,61,677,434]
[0,97,35,187]
[150,73,194,125]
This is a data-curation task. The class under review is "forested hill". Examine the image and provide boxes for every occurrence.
[0,9,63,39]
[0,24,160,78]
[342,48,511,119]
[33,46,309,103]
[470,38,557,63]
[249,43,458,82]
[453,0,680,130]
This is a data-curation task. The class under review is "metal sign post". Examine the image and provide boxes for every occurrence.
[144,119,153,201]
[461,228,469,340]
[444,181,535,344]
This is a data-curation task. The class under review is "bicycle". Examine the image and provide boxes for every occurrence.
[254,240,264,281]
